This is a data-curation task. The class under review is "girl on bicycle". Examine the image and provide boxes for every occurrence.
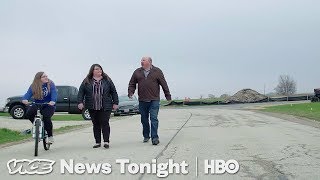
[22,72,57,144]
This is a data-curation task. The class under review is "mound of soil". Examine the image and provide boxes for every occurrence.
[226,89,268,103]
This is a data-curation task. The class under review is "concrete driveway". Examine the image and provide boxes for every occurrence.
[0,106,319,180]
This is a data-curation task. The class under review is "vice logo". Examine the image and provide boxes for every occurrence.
[7,159,55,175]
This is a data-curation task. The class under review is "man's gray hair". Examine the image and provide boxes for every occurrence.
[142,56,152,63]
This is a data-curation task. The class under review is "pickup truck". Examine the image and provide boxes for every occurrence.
[3,85,91,120]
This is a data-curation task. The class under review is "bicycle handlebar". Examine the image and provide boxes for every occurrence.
[27,102,50,109]
[30,102,49,105]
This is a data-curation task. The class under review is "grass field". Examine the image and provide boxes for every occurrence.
[0,128,30,144]
[52,114,84,121]
[54,124,89,133]
[261,102,320,121]
[0,124,89,145]
[0,112,9,117]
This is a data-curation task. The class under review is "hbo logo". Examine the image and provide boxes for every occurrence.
[204,160,240,174]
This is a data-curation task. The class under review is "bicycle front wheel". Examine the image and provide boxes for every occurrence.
[34,121,40,156]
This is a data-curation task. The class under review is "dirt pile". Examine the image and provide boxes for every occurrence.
[226,89,268,103]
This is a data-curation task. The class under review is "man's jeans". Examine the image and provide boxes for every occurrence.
[139,100,160,139]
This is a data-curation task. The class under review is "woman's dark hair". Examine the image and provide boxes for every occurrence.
[83,64,111,84]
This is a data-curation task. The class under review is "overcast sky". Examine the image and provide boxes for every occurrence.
[0,0,319,105]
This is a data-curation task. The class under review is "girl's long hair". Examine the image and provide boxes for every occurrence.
[31,72,51,99]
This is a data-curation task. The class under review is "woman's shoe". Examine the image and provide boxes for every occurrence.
[93,144,101,148]
[48,136,54,144]
[104,142,110,149]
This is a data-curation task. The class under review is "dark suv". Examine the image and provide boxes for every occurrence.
[3,85,91,120]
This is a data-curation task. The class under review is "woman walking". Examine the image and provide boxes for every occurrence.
[78,64,119,149]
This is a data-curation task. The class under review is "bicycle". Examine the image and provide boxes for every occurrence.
[30,103,51,156]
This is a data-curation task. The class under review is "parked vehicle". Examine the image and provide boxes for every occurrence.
[3,86,88,120]
[113,95,140,116]
[311,88,320,102]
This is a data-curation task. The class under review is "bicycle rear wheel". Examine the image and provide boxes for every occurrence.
[34,121,40,156]
[43,132,50,150]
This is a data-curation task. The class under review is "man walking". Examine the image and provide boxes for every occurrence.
[128,57,171,145]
